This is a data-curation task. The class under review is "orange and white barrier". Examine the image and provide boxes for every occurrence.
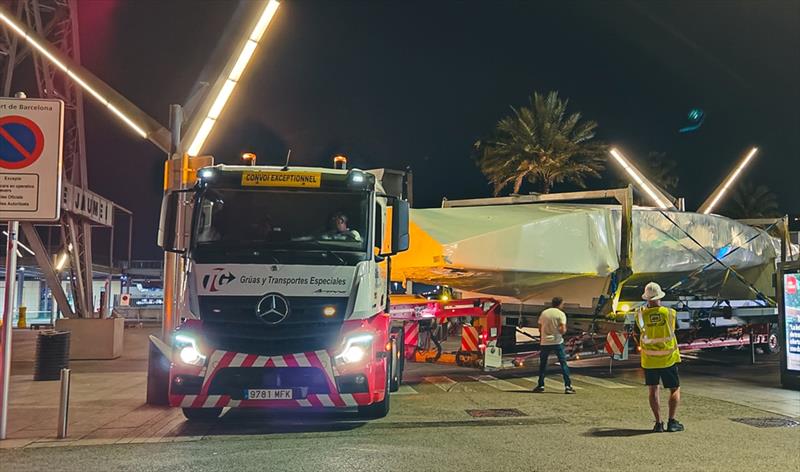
[605,331,628,360]
[461,325,480,352]
[403,322,420,359]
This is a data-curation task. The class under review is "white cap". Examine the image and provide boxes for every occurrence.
[642,282,666,301]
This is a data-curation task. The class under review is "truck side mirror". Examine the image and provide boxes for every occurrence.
[157,191,186,253]
[391,199,410,253]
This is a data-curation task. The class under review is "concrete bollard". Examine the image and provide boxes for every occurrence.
[57,368,71,439]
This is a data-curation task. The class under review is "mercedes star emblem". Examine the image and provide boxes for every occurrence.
[256,293,290,325]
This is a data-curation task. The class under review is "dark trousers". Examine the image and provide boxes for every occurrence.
[537,344,571,387]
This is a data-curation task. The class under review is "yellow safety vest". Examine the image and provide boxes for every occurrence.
[637,306,680,369]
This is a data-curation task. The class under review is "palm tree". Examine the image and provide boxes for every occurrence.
[475,91,606,195]
[723,181,780,219]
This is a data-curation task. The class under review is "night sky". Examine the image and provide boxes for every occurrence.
[55,0,800,258]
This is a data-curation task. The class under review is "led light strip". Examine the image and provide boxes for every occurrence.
[701,147,759,215]
[0,9,147,138]
[186,0,280,156]
[609,148,670,210]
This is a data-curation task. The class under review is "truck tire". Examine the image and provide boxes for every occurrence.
[357,359,391,419]
[182,407,222,421]
[389,331,404,392]
[761,328,780,355]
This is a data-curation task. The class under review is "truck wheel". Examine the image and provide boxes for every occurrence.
[357,360,391,419]
[182,407,222,421]
[761,329,780,355]
[390,331,404,392]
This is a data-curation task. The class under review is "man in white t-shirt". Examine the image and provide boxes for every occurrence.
[533,297,575,394]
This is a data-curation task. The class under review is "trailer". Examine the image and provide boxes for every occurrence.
[389,294,502,367]
[390,188,796,370]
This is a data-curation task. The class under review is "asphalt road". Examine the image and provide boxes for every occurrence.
[2,348,798,472]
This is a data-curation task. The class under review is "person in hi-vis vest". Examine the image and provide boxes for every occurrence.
[637,282,685,433]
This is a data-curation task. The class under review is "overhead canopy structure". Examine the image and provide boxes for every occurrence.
[391,204,783,308]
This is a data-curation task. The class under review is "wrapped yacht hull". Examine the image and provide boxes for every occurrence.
[391,204,779,308]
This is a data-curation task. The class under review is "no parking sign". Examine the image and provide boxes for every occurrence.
[0,98,63,221]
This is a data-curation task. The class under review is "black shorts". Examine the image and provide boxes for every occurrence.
[644,365,680,388]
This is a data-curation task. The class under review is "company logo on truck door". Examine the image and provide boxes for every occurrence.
[201,268,236,292]
[194,264,356,297]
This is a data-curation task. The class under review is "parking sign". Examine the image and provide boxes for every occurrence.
[0,98,64,221]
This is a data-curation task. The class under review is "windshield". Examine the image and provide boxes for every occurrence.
[191,187,370,265]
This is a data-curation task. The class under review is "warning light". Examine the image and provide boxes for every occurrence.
[241,152,256,165]
[620,304,631,313]
[323,306,336,317]
[333,155,347,170]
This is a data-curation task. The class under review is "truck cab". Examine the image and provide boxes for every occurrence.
[159,164,409,420]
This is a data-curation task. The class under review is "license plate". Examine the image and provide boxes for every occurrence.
[245,389,293,400]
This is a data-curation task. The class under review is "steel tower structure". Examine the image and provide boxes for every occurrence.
[2,0,98,316]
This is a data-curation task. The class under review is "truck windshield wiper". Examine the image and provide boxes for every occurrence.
[253,251,281,264]
[304,241,347,265]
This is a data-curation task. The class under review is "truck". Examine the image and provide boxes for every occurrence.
[158,161,410,421]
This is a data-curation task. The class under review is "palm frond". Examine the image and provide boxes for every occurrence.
[475,90,605,194]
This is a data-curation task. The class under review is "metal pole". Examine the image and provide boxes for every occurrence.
[0,221,20,440]
[125,214,133,295]
[50,288,57,326]
[57,368,71,439]
[162,104,184,342]
[108,214,114,317]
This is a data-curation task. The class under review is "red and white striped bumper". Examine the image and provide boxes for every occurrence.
[170,348,379,409]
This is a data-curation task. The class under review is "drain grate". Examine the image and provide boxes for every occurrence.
[465,408,527,418]
[731,417,800,428]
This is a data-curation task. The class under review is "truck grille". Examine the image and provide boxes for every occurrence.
[199,296,348,356]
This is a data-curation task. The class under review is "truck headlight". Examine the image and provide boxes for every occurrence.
[335,333,374,365]
[174,334,206,366]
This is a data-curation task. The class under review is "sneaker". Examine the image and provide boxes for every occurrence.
[652,421,665,433]
[667,419,685,432]
[533,386,545,393]
[564,386,576,394]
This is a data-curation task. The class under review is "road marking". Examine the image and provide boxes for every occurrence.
[544,378,581,390]
[517,376,583,390]
[423,376,458,391]
[393,385,419,395]
[570,374,634,389]
[471,375,529,392]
